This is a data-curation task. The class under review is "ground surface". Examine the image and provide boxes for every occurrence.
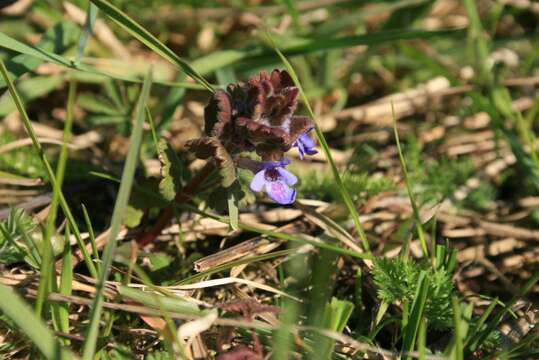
[0,0,538,359]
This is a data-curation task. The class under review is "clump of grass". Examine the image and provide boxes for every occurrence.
[403,135,475,204]
[0,208,40,266]
[371,257,454,330]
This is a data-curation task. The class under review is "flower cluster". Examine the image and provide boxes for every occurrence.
[186,69,317,204]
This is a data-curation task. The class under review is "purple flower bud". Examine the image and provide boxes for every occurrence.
[249,158,297,205]
[294,129,318,160]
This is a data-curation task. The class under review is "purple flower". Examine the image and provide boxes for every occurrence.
[294,130,318,159]
[249,158,297,205]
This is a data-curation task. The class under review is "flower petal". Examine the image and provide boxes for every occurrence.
[277,168,298,186]
[279,157,292,167]
[299,133,316,148]
[250,170,267,192]
[266,180,296,205]
[298,133,317,156]
[293,132,317,159]
[296,141,306,160]
[260,157,291,169]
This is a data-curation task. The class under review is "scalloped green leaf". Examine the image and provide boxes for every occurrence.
[157,139,184,201]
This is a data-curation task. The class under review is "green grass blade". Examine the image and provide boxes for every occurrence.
[450,297,464,360]
[446,300,473,359]
[0,59,98,278]
[180,203,373,260]
[192,27,464,74]
[0,26,458,89]
[17,218,42,266]
[82,67,153,360]
[272,298,299,360]
[401,271,429,359]
[374,300,390,327]
[58,226,73,343]
[55,81,77,339]
[81,204,101,270]
[35,77,77,318]
[0,31,82,71]
[129,265,185,354]
[264,32,370,252]
[307,248,338,327]
[417,318,427,360]
[178,249,295,285]
[489,87,539,191]
[312,298,355,360]
[392,103,429,258]
[463,0,539,190]
[283,27,464,62]
[118,286,204,316]
[468,270,539,353]
[81,203,100,270]
[75,2,99,63]
[89,0,213,92]
[0,283,74,359]
[238,222,369,259]
[282,0,300,28]
[465,298,497,350]
[0,31,208,90]
[462,0,490,83]
[0,21,79,89]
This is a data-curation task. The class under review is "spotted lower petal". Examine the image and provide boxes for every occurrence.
[266,180,296,205]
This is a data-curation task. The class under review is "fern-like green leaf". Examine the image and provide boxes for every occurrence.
[371,257,455,329]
